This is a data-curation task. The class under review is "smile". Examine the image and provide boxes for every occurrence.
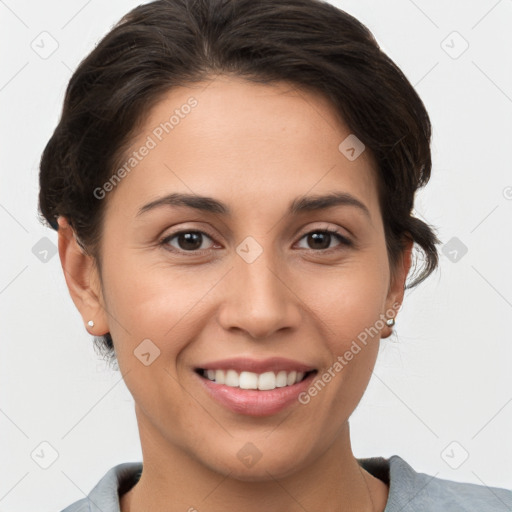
[196,368,315,391]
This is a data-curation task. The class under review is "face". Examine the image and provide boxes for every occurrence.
[62,75,410,480]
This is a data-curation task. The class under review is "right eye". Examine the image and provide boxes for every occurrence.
[160,230,218,254]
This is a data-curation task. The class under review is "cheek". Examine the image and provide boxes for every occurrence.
[101,254,223,357]
[100,260,212,427]
[299,257,389,342]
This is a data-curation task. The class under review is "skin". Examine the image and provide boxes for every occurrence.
[58,75,412,512]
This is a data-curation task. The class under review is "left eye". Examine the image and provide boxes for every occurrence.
[296,229,352,251]
[162,231,215,252]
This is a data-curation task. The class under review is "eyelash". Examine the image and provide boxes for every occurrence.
[159,227,353,256]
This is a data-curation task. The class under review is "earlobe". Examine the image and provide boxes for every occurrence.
[57,216,109,335]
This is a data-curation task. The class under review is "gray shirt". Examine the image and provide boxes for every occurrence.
[60,455,512,511]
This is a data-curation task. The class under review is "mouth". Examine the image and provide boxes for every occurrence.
[193,359,318,416]
[195,368,317,391]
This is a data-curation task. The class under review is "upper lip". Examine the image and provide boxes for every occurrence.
[196,357,316,374]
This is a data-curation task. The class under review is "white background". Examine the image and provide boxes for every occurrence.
[1,0,511,510]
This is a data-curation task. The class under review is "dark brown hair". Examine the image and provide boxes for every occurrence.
[39,0,440,365]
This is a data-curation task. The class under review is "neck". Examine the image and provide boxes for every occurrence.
[120,414,388,512]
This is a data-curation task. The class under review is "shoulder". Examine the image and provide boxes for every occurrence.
[59,462,143,512]
[385,454,512,512]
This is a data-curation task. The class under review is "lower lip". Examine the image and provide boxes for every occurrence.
[195,371,317,416]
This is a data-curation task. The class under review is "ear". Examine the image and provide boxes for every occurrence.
[57,216,109,336]
[381,236,413,339]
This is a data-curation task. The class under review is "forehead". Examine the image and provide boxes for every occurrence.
[105,75,380,220]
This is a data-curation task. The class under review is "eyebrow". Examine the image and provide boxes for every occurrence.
[136,191,371,220]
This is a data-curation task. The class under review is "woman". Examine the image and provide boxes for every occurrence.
[38,0,512,510]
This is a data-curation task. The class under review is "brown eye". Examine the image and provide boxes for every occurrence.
[162,231,215,252]
[297,229,352,251]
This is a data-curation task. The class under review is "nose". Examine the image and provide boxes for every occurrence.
[216,247,303,340]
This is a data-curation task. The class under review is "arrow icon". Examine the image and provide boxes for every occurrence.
[134,339,161,365]
[32,237,57,262]
[31,441,59,468]
[441,237,468,263]
[236,236,263,263]
[440,31,469,60]
[338,134,365,161]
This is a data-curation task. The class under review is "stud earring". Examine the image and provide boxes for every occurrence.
[385,318,395,327]
[87,320,95,328]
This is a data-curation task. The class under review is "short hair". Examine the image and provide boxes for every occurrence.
[39,0,440,365]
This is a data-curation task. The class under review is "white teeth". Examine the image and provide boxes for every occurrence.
[215,369,225,384]
[201,369,310,390]
[239,371,258,390]
[258,371,276,390]
[225,369,239,387]
[286,371,297,386]
[275,371,288,388]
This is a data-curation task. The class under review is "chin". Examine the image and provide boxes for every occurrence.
[202,446,310,482]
